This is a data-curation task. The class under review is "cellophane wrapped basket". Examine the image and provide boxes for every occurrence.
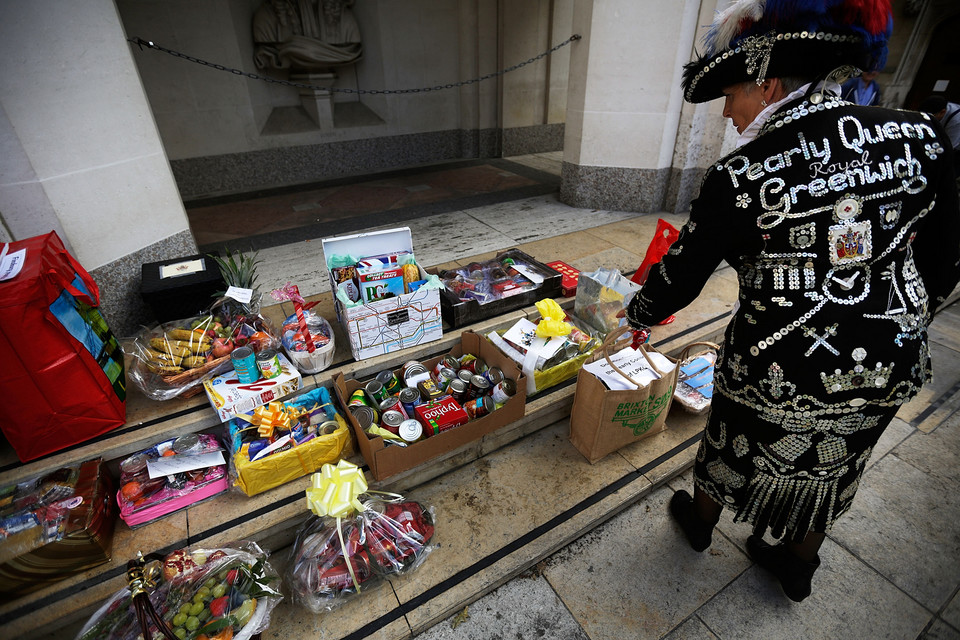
[286,494,436,613]
[75,542,282,640]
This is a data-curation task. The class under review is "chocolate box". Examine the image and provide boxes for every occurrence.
[140,253,225,323]
[333,331,527,481]
[429,249,562,328]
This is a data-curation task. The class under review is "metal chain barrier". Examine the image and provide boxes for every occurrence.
[127,34,581,95]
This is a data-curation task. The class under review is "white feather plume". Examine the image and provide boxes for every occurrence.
[704,0,766,56]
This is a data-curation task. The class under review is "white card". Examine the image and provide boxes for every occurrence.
[146,451,226,479]
[226,286,253,304]
[512,263,544,285]
[160,259,205,279]
[0,248,26,282]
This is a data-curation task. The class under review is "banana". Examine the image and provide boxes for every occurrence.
[181,355,207,369]
[144,347,182,366]
[149,338,193,358]
[167,329,213,350]
[145,362,183,375]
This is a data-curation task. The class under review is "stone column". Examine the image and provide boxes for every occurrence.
[0,0,195,335]
[561,0,706,212]
[292,72,338,128]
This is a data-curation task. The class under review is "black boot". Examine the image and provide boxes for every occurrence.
[747,535,821,602]
[669,490,715,552]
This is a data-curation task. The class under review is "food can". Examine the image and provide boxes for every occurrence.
[417,377,445,401]
[379,395,409,420]
[318,420,340,436]
[485,366,505,386]
[381,410,404,434]
[365,379,388,404]
[231,346,259,383]
[172,433,202,455]
[400,360,422,378]
[376,369,403,395]
[447,378,470,404]
[349,405,378,430]
[456,369,474,385]
[436,366,457,390]
[491,378,517,405]
[458,354,478,371]
[398,387,421,416]
[349,389,372,408]
[256,348,282,379]
[398,419,423,443]
[470,374,491,397]
[403,363,430,387]
[433,355,460,377]
[464,395,494,419]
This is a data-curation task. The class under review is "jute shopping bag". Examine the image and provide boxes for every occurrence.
[569,326,712,463]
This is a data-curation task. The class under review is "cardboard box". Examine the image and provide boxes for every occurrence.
[202,352,302,422]
[547,260,580,297]
[322,228,443,361]
[333,331,527,481]
[430,249,563,328]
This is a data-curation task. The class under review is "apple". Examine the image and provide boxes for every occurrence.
[211,338,235,358]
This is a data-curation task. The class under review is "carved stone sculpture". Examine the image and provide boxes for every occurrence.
[253,0,362,71]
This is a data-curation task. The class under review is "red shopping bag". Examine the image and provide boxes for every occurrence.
[0,232,126,462]
[631,219,680,286]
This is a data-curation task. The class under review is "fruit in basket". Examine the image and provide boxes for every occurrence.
[211,338,235,358]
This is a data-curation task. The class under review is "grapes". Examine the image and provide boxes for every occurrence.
[173,628,187,640]
[172,612,187,627]
[178,602,192,615]
[189,602,204,617]
[212,583,227,599]
[204,577,217,590]
[185,616,200,631]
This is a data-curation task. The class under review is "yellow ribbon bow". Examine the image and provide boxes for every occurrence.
[535,298,572,338]
[235,401,302,439]
[305,460,368,518]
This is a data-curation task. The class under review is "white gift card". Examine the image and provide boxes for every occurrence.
[146,451,226,479]
[0,248,26,282]
[512,263,544,285]
[226,286,253,304]
[160,259,205,279]
[502,318,565,360]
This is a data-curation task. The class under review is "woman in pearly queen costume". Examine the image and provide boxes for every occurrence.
[624,0,960,601]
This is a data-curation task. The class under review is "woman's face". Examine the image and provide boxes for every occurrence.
[722,82,765,134]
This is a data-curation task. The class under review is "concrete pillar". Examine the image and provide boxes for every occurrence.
[0,0,195,335]
[561,0,703,212]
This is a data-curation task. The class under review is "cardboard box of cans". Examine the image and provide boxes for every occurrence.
[333,331,527,481]
[428,249,563,328]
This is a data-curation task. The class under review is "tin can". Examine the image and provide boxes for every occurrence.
[398,419,423,443]
[447,378,470,404]
[231,346,259,383]
[317,420,340,436]
[485,366,505,386]
[256,348,282,379]
[349,404,378,430]
[417,377,445,401]
[379,395,409,420]
[464,395,494,419]
[400,360,422,378]
[435,366,457,390]
[491,378,517,405]
[403,363,431,387]
[470,374,491,398]
[458,354,478,372]
[349,388,372,408]
[376,369,403,395]
[398,387,421,416]
[365,379,389,404]
[456,369,474,385]
[381,410,404,435]
[172,433,202,455]
[433,355,460,377]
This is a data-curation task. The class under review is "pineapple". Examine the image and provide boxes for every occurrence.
[209,249,263,315]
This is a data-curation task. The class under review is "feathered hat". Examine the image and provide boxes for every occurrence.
[682,0,893,103]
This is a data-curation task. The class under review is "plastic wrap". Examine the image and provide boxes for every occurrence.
[438,254,547,305]
[75,541,282,640]
[280,310,335,374]
[287,494,436,613]
[117,434,228,528]
[574,267,642,335]
[674,350,717,413]
[126,310,278,401]
[0,464,84,563]
[226,387,353,497]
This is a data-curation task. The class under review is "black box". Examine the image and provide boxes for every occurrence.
[430,249,562,328]
[140,254,225,323]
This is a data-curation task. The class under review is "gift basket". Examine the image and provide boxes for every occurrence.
[574,267,641,335]
[75,542,282,640]
[486,299,602,395]
[117,434,229,528]
[286,460,436,613]
[270,283,336,374]
[0,458,115,595]
[226,387,353,497]
[674,343,719,413]
[126,311,278,401]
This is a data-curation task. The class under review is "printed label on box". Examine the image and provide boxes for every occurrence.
[202,353,302,421]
